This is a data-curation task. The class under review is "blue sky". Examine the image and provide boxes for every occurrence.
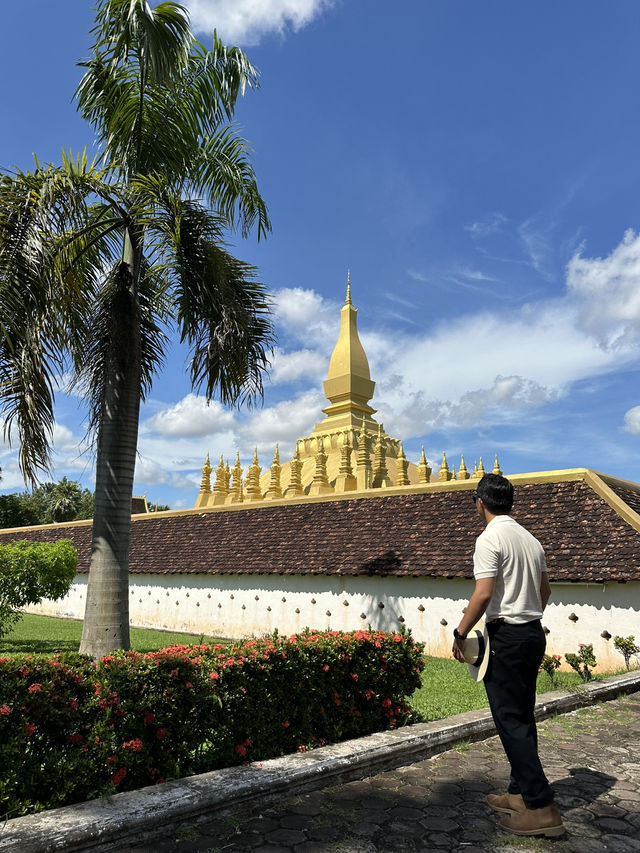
[2,0,640,508]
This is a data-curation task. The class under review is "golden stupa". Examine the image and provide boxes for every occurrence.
[194,276,501,507]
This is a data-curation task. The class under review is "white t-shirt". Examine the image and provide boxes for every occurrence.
[473,515,547,624]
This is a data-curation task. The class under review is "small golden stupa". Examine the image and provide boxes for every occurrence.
[195,276,501,507]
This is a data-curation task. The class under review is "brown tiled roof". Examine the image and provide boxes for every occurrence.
[2,478,640,583]
[608,483,640,517]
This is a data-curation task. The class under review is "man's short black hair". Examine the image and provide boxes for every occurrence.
[476,473,514,514]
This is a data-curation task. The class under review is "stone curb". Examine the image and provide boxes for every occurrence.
[2,669,640,853]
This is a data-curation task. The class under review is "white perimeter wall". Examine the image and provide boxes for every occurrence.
[27,574,640,670]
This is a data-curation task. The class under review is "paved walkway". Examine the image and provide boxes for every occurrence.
[124,690,640,853]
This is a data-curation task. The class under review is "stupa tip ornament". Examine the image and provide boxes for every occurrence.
[195,274,506,506]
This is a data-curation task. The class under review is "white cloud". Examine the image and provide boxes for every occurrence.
[52,423,80,453]
[143,394,236,438]
[624,406,640,435]
[567,229,640,350]
[518,214,556,281]
[272,286,339,348]
[184,0,333,44]
[465,212,507,238]
[236,390,324,455]
[269,347,327,384]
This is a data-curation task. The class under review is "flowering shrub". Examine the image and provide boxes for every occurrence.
[613,635,640,671]
[565,643,597,682]
[0,629,424,819]
[539,653,561,684]
[0,652,98,818]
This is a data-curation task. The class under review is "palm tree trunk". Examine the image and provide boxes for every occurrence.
[80,236,142,658]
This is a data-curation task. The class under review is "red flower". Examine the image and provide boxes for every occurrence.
[350,672,359,681]
[381,698,392,709]
[111,767,127,786]
[0,705,10,716]
[66,733,83,744]
[24,722,36,737]
[106,756,117,765]
[143,711,155,724]
[70,699,78,711]
[156,728,167,740]
[282,720,290,728]
[298,745,307,753]
[235,743,247,757]
[27,683,42,694]
[209,671,220,680]
[123,738,143,752]
[185,682,193,689]
[18,666,29,677]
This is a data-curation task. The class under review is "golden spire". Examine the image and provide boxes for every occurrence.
[372,423,391,488]
[308,436,333,495]
[266,444,283,500]
[212,454,228,504]
[477,457,486,477]
[438,451,452,482]
[195,452,213,507]
[315,276,376,433]
[418,446,432,484]
[229,451,243,503]
[334,433,357,492]
[284,442,305,497]
[492,454,503,475]
[245,447,263,502]
[200,453,212,493]
[472,460,478,478]
[395,442,410,486]
[345,270,352,305]
[458,454,470,480]
[355,420,372,490]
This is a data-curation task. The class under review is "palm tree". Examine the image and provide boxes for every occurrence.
[0,0,274,658]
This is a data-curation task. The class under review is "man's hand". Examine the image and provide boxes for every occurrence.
[452,636,467,663]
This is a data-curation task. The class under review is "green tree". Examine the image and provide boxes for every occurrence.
[0,1,273,658]
[0,540,77,639]
[0,494,40,529]
[148,502,171,513]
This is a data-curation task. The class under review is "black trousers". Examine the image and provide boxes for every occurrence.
[484,618,554,808]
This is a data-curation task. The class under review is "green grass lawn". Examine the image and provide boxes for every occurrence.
[0,613,226,656]
[2,614,633,723]
[410,655,615,720]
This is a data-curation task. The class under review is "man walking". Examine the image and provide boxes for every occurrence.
[452,473,564,837]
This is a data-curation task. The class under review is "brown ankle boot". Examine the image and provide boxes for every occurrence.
[500,804,564,837]
[486,793,526,814]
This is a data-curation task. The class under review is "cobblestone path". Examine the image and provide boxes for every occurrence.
[126,691,640,853]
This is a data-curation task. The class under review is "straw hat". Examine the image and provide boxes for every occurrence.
[462,624,491,681]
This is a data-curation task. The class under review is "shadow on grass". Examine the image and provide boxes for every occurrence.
[1,637,81,655]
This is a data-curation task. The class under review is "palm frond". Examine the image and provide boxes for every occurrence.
[152,198,275,406]
[0,160,128,482]
[194,126,271,240]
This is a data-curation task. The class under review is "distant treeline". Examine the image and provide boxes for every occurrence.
[0,477,170,529]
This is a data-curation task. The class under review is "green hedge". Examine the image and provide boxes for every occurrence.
[0,628,424,819]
